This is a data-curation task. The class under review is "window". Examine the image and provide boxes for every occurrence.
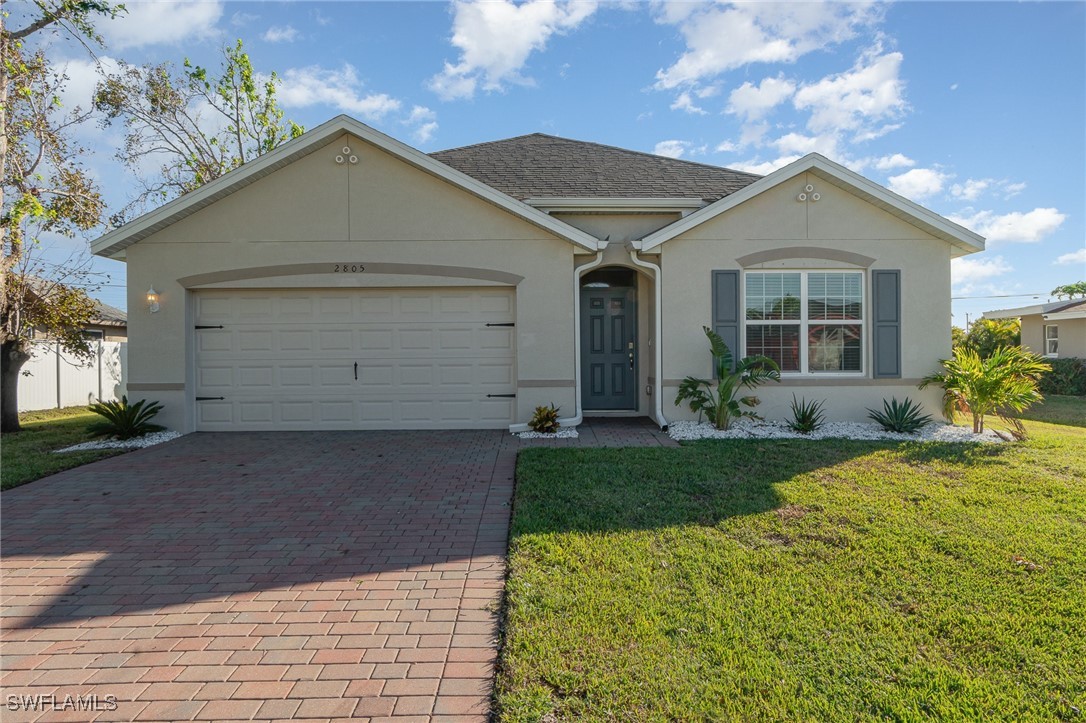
[1045,325,1059,357]
[744,271,864,373]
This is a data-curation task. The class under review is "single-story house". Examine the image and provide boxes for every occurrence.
[83,301,128,341]
[91,115,984,432]
[984,300,1086,358]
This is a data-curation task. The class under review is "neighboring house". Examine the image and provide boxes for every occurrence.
[91,116,984,432]
[80,301,128,341]
[984,300,1086,359]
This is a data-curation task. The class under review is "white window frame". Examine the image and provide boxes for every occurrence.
[1044,324,1059,357]
[741,270,866,376]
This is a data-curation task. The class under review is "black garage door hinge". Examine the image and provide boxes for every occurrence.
[195,396,225,401]
[195,325,224,329]
[487,393,516,398]
[485,322,515,327]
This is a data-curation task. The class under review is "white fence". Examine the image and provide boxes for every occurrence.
[17,340,128,412]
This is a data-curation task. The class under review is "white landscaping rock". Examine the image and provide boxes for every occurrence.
[667,419,1005,444]
[516,428,579,439]
[54,431,183,454]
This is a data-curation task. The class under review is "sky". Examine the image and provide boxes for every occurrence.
[30,0,1086,326]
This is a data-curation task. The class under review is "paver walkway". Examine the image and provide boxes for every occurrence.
[1,419,671,721]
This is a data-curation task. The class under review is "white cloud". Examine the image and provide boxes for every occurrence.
[1055,248,1086,266]
[1003,182,1027,198]
[58,57,121,113]
[654,3,882,89]
[263,25,299,43]
[726,75,796,121]
[873,153,915,171]
[231,11,258,27]
[793,45,907,138]
[730,155,801,175]
[405,106,439,144]
[278,65,401,120]
[654,140,691,159]
[772,132,840,159]
[887,167,948,200]
[716,140,740,153]
[101,1,223,50]
[671,92,707,115]
[950,178,990,201]
[429,0,598,100]
[952,255,1012,290]
[949,208,1067,243]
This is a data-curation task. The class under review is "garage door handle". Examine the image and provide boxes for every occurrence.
[196,396,225,401]
[486,322,515,327]
[195,325,224,329]
[354,362,358,380]
[487,393,516,398]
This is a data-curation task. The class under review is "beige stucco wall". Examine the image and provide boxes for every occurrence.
[659,171,953,423]
[1021,314,1086,358]
[125,133,582,432]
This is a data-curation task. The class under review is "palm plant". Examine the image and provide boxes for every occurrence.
[919,345,1051,433]
[675,326,781,430]
[88,396,164,440]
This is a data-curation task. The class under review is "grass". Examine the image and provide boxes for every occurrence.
[498,407,1086,721]
[1013,394,1086,428]
[1,407,123,491]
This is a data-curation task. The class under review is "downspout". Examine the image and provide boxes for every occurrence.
[628,249,668,430]
[508,250,605,433]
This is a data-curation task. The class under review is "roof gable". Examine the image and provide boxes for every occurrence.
[430,133,761,202]
[639,153,985,256]
[91,117,599,259]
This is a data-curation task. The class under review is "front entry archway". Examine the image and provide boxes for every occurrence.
[580,267,638,410]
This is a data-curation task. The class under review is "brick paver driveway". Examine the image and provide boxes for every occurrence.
[1,431,519,722]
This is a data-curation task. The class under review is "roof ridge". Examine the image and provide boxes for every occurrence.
[432,132,762,179]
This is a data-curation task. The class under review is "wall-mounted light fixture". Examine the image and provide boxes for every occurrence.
[147,286,160,313]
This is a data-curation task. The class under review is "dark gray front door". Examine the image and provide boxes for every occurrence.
[581,286,637,410]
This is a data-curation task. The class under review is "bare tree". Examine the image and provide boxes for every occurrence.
[95,39,304,222]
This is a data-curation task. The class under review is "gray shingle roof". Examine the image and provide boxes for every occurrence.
[430,133,761,202]
[92,301,127,326]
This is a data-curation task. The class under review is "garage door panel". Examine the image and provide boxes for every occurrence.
[195,288,516,431]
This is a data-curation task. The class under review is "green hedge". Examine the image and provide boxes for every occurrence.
[1040,357,1086,396]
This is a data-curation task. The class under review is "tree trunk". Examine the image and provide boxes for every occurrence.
[973,412,984,434]
[1,340,30,432]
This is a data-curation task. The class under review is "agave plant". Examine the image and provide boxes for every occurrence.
[919,345,1050,433]
[675,326,781,430]
[867,397,933,434]
[88,396,165,440]
[788,395,826,434]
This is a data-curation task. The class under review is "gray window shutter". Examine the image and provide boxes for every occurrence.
[712,270,740,371]
[872,270,901,378]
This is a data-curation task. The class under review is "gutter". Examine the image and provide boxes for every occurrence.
[508,250,605,434]
[627,249,668,431]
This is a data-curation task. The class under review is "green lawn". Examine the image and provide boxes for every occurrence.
[1,407,122,491]
[499,411,1086,721]
[1013,394,1086,428]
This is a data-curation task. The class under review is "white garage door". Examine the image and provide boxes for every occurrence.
[193,288,516,431]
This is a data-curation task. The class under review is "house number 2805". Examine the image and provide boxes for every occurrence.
[333,264,366,273]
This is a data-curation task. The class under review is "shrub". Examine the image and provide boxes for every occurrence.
[787,395,826,434]
[528,404,561,434]
[87,396,164,440]
[867,397,933,434]
[1039,358,1086,396]
[920,345,1051,433]
[675,326,780,430]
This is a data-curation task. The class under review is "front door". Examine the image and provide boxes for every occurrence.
[581,283,638,410]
